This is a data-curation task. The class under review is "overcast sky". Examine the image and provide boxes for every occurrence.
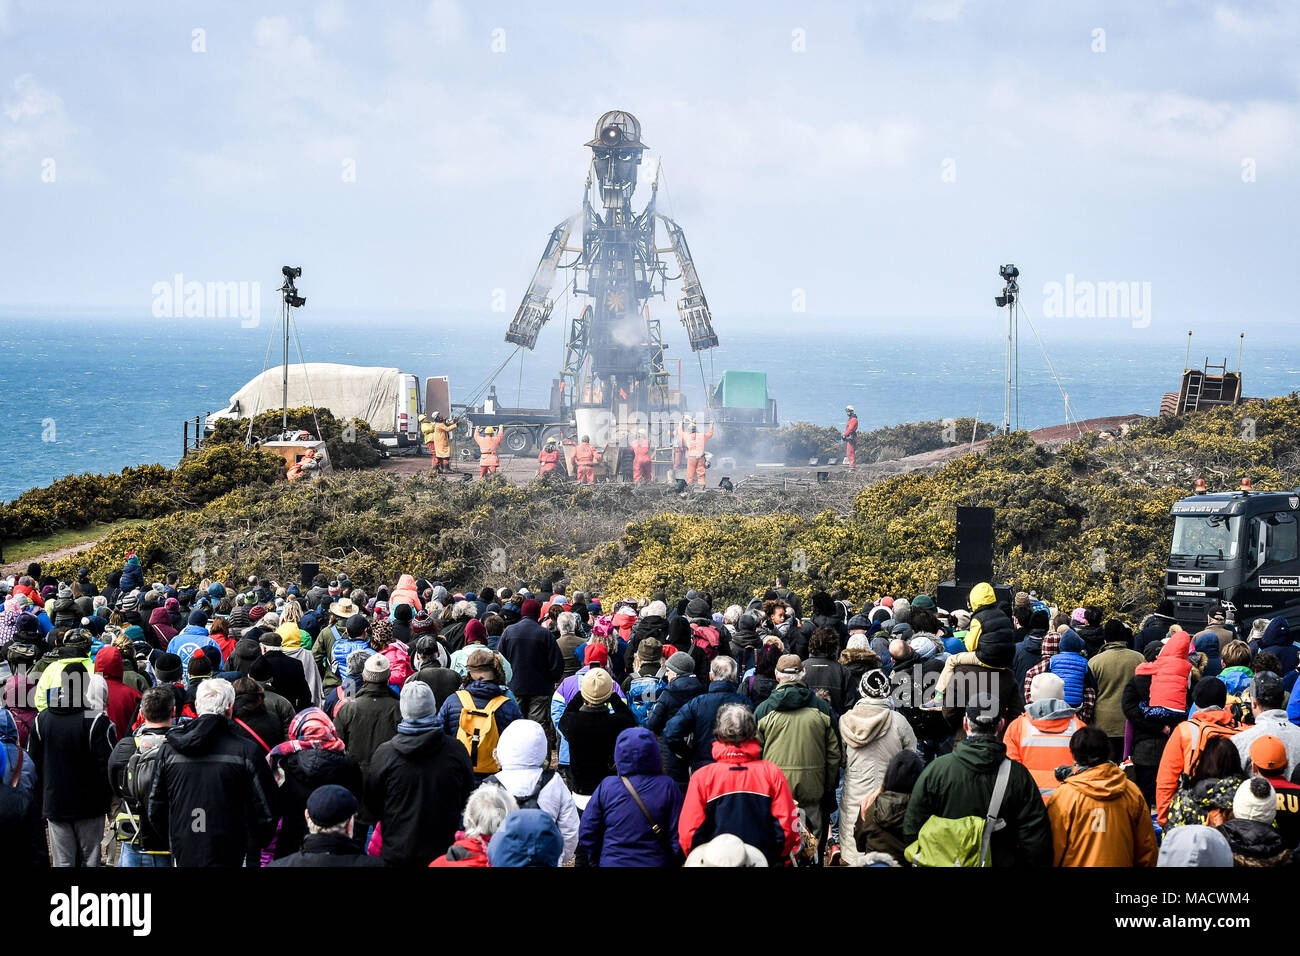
[1,0,1296,340]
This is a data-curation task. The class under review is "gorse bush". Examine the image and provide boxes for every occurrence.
[0,445,283,542]
[2,406,381,543]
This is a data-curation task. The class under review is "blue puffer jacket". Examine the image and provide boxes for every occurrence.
[1257,617,1300,674]
[120,557,143,593]
[577,727,684,867]
[1048,652,1088,707]
[330,629,371,681]
[662,680,752,770]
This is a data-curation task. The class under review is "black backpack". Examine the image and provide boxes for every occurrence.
[124,736,166,809]
[487,769,556,810]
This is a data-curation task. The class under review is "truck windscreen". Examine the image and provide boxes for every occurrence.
[1171,515,1239,559]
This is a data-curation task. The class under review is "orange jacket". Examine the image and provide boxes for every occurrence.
[475,430,502,466]
[1046,763,1158,867]
[1003,710,1082,803]
[684,425,713,457]
[538,448,560,473]
[631,439,652,463]
[1155,709,1239,827]
[574,442,598,467]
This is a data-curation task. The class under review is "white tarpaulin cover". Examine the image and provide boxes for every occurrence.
[217,364,402,431]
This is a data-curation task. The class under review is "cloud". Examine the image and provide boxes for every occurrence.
[425,0,466,46]
[914,0,966,22]
[314,0,347,35]
[4,74,63,122]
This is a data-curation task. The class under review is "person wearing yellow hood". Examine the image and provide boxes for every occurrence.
[964,582,1011,653]
[266,608,324,708]
[931,583,1022,737]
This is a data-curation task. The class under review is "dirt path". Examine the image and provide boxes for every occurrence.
[1,533,113,578]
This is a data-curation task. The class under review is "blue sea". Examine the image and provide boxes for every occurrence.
[2,311,1298,502]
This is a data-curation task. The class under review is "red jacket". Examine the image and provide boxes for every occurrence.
[538,448,560,474]
[94,646,143,741]
[429,833,490,867]
[843,416,858,440]
[678,739,799,866]
[1134,631,1193,712]
[631,439,652,464]
[13,582,43,608]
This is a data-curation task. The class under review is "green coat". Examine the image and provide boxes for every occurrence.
[754,682,841,805]
[902,733,1052,867]
[1088,641,1146,738]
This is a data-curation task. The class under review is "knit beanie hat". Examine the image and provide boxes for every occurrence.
[399,680,435,720]
[347,648,374,677]
[858,668,891,700]
[465,618,488,645]
[188,608,209,627]
[1193,676,1228,709]
[846,633,872,651]
[665,651,695,677]
[1059,632,1085,654]
[154,652,183,683]
[686,598,711,620]
[581,667,614,705]
[521,599,541,620]
[363,653,391,683]
[584,643,610,667]
[1233,777,1276,824]
[188,648,213,678]
[1030,672,1066,702]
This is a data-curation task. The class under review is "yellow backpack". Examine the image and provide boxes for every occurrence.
[455,690,507,774]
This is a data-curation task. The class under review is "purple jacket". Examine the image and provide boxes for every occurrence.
[576,727,684,866]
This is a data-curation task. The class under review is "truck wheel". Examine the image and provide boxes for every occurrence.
[540,425,571,447]
[503,427,534,455]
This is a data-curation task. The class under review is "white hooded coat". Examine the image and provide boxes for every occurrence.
[490,719,580,864]
[837,696,917,867]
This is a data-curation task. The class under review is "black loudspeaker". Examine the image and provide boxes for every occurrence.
[300,562,319,588]
[955,506,994,584]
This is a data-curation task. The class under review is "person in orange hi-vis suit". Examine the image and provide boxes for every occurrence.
[843,405,858,470]
[538,437,562,477]
[631,429,654,483]
[684,422,713,486]
[574,435,599,483]
[475,426,503,478]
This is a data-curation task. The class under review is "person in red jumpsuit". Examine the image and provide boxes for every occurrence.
[574,435,599,484]
[538,437,562,477]
[631,429,653,483]
[843,404,858,470]
[684,423,713,486]
[673,418,691,471]
[475,426,503,478]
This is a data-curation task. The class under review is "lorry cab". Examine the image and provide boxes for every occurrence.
[1166,482,1300,632]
